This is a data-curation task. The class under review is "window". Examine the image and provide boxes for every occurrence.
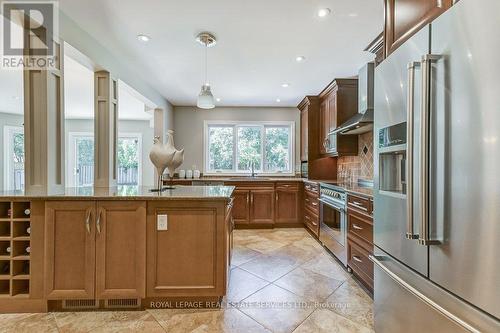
[205,121,294,175]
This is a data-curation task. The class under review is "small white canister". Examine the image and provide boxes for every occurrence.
[186,170,193,179]
[178,170,186,179]
[193,170,201,179]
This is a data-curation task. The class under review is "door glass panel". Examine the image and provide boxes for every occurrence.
[74,136,94,187]
[117,136,139,185]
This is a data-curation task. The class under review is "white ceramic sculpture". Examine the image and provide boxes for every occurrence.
[149,130,184,191]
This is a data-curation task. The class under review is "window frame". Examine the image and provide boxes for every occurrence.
[203,120,295,176]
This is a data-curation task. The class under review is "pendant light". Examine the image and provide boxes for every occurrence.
[196,32,217,109]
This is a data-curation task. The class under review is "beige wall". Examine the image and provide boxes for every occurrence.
[173,106,300,172]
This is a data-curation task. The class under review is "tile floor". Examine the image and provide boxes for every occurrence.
[0,228,374,333]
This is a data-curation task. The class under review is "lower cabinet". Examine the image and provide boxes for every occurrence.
[230,182,301,227]
[250,189,275,225]
[232,189,250,225]
[44,201,146,300]
[146,201,227,297]
[346,194,374,292]
[275,184,301,225]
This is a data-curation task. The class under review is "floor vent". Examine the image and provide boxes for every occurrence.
[62,299,98,310]
[105,298,141,309]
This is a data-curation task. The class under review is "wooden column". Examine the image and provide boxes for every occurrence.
[94,71,118,188]
[153,108,165,181]
[24,39,65,194]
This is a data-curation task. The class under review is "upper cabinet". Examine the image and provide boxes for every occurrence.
[298,96,320,162]
[318,79,358,157]
[384,0,453,56]
[365,32,384,67]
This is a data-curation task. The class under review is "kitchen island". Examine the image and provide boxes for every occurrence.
[0,185,234,313]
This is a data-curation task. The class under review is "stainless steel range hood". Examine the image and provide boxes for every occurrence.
[334,62,374,135]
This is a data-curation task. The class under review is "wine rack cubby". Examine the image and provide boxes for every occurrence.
[0,201,31,298]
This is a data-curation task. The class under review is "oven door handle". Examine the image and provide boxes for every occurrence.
[319,198,345,212]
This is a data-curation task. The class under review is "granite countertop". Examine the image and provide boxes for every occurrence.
[167,176,305,182]
[0,185,235,200]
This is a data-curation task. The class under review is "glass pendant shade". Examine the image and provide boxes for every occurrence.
[197,84,215,109]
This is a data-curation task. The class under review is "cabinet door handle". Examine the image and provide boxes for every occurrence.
[312,202,318,206]
[247,193,250,205]
[305,198,310,203]
[352,224,363,230]
[276,193,279,202]
[85,209,91,234]
[96,209,102,235]
[352,255,363,263]
[350,201,368,211]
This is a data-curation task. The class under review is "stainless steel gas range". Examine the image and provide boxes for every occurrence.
[319,183,348,266]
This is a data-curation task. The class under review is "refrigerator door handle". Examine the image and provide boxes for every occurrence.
[369,254,481,333]
[419,54,441,246]
[406,61,420,240]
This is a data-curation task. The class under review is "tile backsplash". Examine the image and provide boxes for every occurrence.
[337,132,374,181]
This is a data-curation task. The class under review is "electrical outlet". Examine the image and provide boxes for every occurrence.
[157,214,168,231]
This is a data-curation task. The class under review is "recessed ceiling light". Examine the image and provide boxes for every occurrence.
[317,8,331,18]
[216,98,221,102]
[295,56,306,62]
[137,34,150,42]
[276,98,281,103]
[348,13,358,17]
[281,83,289,88]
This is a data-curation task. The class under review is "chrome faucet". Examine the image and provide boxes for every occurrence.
[251,161,256,177]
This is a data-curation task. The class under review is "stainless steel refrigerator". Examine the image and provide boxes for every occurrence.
[373,0,500,331]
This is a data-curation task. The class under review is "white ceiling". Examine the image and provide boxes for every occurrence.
[59,0,384,107]
[0,54,151,120]
[64,55,152,120]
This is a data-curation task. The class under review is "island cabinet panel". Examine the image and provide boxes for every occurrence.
[44,201,95,300]
[147,202,226,297]
[95,201,146,299]
[250,189,275,225]
[232,189,250,225]
[275,183,301,225]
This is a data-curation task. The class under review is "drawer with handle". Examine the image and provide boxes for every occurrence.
[304,208,319,237]
[304,182,319,195]
[347,194,371,215]
[304,192,319,215]
[348,239,374,289]
[347,209,373,244]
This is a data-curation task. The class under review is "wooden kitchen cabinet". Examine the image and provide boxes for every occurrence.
[318,79,359,156]
[275,183,301,225]
[300,104,309,162]
[95,201,146,299]
[384,0,453,56]
[250,189,275,225]
[347,193,374,292]
[44,200,146,300]
[303,181,320,238]
[232,189,250,225]
[146,200,227,297]
[44,201,96,299]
